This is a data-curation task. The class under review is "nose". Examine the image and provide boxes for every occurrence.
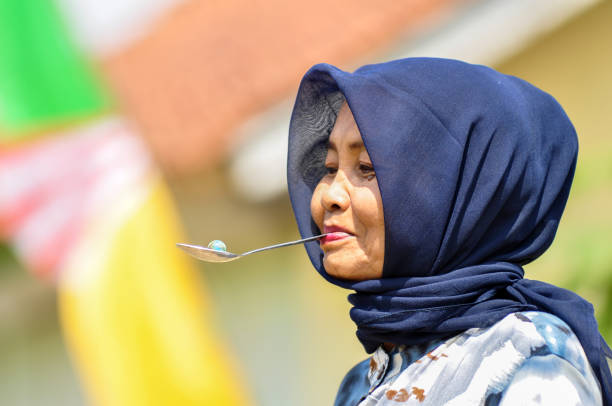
[321,171,350,212]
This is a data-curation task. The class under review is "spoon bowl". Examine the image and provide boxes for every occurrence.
[175,243,240,263]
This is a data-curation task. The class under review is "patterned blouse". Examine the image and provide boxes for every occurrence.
[334,311,602,405]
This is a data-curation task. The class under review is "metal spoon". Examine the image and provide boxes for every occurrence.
[176,234,329,263]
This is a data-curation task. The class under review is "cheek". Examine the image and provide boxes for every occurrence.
[352,186,385,264]
[310,186,325,229]
[353,188,384,234]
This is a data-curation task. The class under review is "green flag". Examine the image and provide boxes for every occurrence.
[0,0,110,140]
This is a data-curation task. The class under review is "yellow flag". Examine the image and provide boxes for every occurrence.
[59,177,250,405]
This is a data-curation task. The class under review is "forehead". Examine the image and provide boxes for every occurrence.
[328,103,364,150]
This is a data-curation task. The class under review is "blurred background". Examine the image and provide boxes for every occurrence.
[1,0,611,404]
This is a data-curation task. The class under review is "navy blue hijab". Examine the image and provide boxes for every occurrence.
[287,58,612,402]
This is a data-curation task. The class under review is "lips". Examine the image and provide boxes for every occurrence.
[321,225,353,245]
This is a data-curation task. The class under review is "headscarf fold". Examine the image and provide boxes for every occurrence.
[287,58,612,403]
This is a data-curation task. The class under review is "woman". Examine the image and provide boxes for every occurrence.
[287,58,612,405]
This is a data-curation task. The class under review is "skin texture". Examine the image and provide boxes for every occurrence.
[310,103,385,281]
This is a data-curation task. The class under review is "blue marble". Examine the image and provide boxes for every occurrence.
[207,240,227,252]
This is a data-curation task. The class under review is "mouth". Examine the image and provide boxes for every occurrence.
[320,225,353,245]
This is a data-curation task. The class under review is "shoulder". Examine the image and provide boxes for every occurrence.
[498,353,602,405]
[437,311,601,405]
[490,311,589,374]
[487,311,602,405]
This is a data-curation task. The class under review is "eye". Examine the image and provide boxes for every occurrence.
[324,165,338,176]
[359,163,375,179]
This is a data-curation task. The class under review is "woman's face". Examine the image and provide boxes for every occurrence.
[310,103,385,281]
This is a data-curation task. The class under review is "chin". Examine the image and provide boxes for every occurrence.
[323,254,375,281]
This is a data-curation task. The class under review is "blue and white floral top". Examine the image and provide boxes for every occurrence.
[335,312,602,405]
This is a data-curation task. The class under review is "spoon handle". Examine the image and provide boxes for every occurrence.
[241,233,328,256]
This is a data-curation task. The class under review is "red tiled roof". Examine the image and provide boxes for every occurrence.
[103,0,467,174]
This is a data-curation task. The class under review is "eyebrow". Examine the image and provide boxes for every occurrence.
[327,139,365,151]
